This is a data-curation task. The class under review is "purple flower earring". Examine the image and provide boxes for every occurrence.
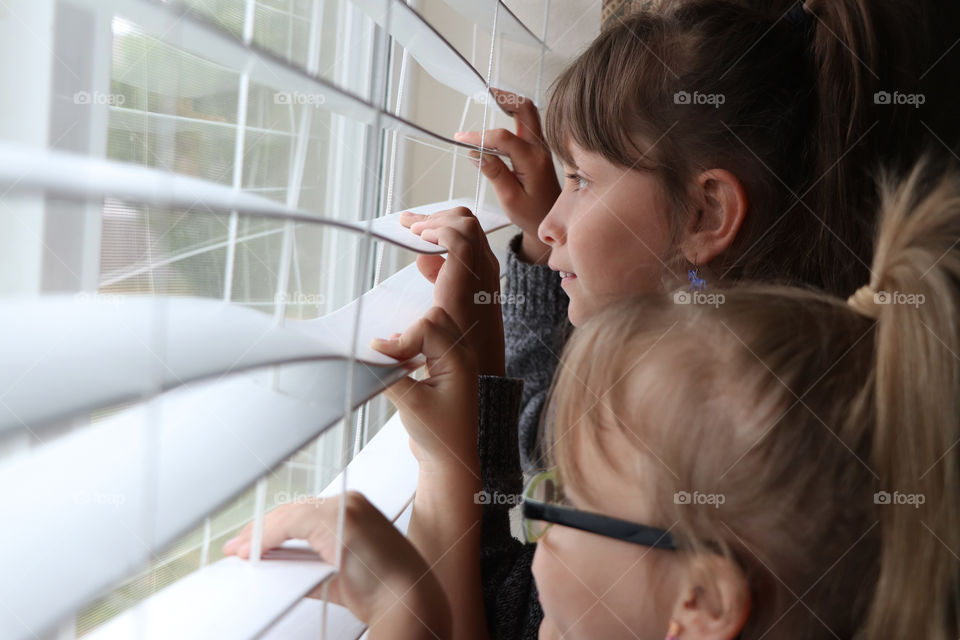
[665,620,682,639]
[687,259,706,292]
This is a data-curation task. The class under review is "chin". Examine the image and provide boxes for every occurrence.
[566,298,599,328]
[538,617,561,640]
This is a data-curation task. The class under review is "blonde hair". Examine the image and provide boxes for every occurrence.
[544,159,960,638]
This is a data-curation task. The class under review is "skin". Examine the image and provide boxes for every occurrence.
[539,145,675,326]
[407,89,748,329]
[391,89,748,635]
[226,307,485,640]
[533,409,750,640]
[532,432,680,639]
[223,491,451,640]
[224,90,750,638]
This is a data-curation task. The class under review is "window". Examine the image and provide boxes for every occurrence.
[0,0,592,637]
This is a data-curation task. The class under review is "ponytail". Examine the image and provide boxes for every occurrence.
[799,0,938,296]
[863,161,960,639]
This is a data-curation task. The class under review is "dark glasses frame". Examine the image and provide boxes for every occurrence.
[521,468,677,551]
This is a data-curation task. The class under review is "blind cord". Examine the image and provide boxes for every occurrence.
[475,3,500,215]
[373,44,410,289]
[337,0,395,592]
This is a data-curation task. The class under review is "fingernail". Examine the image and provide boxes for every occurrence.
[454,131,465,139]
[469,158,482,168]
[370,336,400,348]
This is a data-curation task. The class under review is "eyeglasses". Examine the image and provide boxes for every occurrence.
[521,468,677,550]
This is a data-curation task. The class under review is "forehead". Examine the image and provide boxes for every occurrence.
[564,140,603,169]
[562,415,667,526]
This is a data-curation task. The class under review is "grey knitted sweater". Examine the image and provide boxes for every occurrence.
[478,233,572,640]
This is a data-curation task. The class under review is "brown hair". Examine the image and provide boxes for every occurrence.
[544,0,959,298]
[545,160,960,638]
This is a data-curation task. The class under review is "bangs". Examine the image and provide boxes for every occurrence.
[542,12,678,172]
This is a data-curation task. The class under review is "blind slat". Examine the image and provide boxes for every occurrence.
[442,0,547,49]
[349,0,517,104]
[64,0,501,150]
[83,412,417,640]
[0,143,509,256]
[0,362,406,640]
[0,207,510,433]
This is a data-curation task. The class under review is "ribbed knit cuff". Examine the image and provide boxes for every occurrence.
[477,374,524,503]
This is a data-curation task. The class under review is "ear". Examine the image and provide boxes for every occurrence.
[680,169,747,266]
[670,554,750,640]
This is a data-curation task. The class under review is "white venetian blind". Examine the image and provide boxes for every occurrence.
[0,0,593,638]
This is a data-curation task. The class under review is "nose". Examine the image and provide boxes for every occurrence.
[538,201,566,247]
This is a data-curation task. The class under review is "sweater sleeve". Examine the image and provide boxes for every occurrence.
[477,374,543,640]
[501,232,573,472]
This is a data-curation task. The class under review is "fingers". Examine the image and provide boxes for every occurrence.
[369,307,463,364]
[468,152,528,213]
[400,207,479,235]
[370,308,470,409]
[490,88,545,145]
[223,500,336,560]
[415,253,444,284]
[454,127,529,160]
[401,206,470,232]
[400,209,491,276]
[399,210,427,228]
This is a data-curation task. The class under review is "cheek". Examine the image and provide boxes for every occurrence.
[532,529,668,639]
[531,530,599,631]
[568,194,672,298]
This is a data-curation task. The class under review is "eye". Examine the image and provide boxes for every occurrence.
[565,172,589,191]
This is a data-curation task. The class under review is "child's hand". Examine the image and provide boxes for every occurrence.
[223,492,450,638]
[452,88,560,265]
[398,208,505,377]
[370,307,480,469]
